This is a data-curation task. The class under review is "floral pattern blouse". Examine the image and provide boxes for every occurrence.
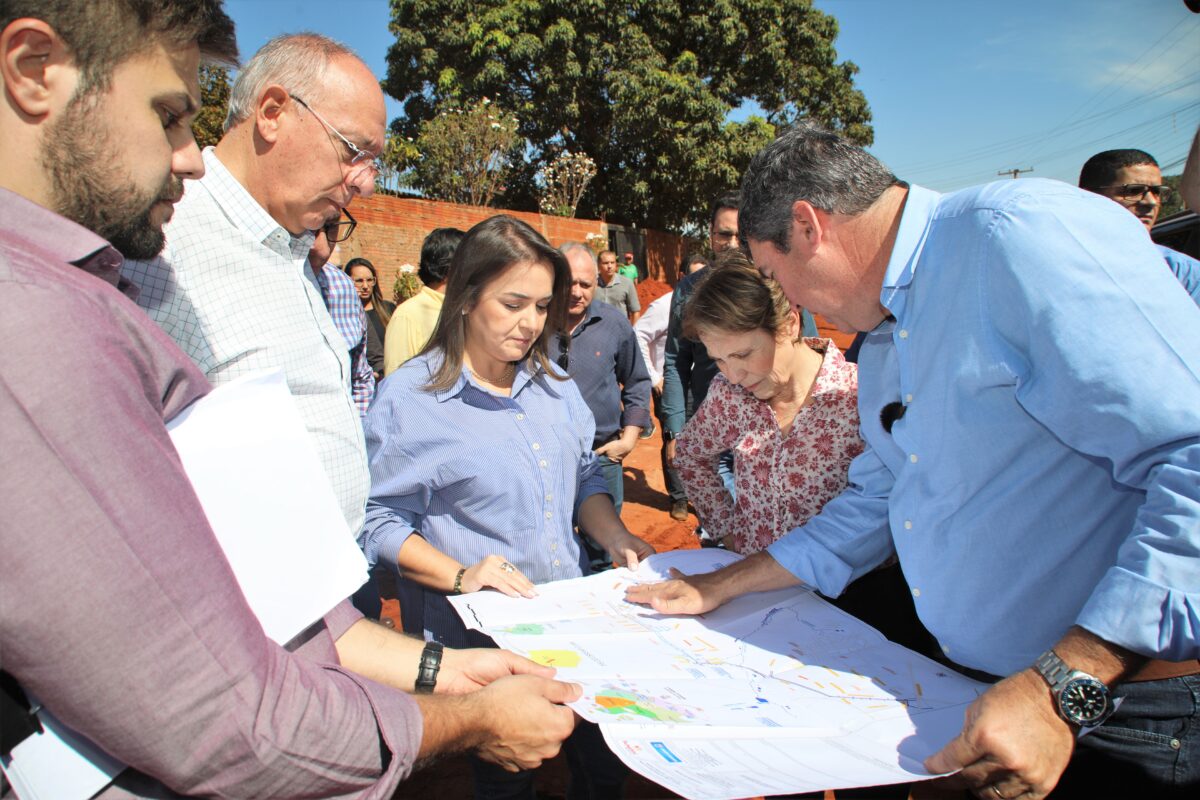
[676,338,863,555]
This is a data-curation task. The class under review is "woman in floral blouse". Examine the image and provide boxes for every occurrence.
[675,252,862,554]
[675,253,935,657]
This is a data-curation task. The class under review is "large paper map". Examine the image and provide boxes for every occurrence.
[450,549,986,800]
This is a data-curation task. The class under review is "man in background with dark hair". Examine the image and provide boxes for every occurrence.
[1080,148,1200,306]
[1,4,581,795]
[384,226,465,374]
[311,212,375,414]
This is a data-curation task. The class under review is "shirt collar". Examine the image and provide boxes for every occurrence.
[0,186,132,296]
[569,302,604,335]
[197,148,315,260]
[881,184,941,295]
[432,356,540,404]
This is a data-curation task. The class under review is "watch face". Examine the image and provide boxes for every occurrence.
[1059,677,1110,725]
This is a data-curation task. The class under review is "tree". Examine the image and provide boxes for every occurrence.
[1160,173,1185,220]
[539,150,598,218]
[192,65,230,149]
[405,98,523,207]
[383,0,872,231]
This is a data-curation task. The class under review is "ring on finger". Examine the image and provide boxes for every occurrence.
[501,561,516,574]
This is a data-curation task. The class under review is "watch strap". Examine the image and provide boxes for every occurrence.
[414,641,444,694]
[1035,649,1074,692]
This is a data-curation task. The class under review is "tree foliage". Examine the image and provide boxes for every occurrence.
[193,65,230,150]
[404,98,523,207]
[383,0,872,230]
[539,151,598,217]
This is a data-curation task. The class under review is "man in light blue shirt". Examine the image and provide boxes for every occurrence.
[628,123,1200,797]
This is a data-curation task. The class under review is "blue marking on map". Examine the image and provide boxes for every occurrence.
[651,742,681,763]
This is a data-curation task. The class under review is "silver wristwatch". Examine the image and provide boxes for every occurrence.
[1034,649,1113,727]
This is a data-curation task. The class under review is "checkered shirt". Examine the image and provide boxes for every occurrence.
[316,263,375,415]
[123,148,370,537]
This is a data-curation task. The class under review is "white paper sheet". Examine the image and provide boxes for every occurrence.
[164,369,369,644]
[2,370,369,799]
[451,550,984,799]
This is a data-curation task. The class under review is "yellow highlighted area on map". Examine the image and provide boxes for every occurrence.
[528,649,582,668]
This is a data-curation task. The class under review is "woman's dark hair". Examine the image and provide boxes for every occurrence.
[682,250,794,341]
[343,257,392,327]
[420,215,571,391]
[418,227,466,286]
[681,252,711,275]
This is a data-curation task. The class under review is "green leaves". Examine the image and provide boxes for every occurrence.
[384,0,871,230]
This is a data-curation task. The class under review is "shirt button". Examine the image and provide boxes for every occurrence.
[911,587,921,598]
[532,442,541,450]
[544,511,552,519]
[553,559,561,567]
[551,542,557,550]
[539,459,548,468]
[904,520,913,530]
[545,493,553,501]
[1170,738,1182,750]
[905,393,913,403]
[516,413,525,421]
[942,644,951,655]
[899,329,909,339]
[909,454,918,463]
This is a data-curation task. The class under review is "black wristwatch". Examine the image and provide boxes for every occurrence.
[414,641,444,695]
[1034,649,1113,727]
[662,429,676,442]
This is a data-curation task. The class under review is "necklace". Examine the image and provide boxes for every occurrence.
[467,361,516,385]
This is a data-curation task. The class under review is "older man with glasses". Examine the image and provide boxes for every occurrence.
[1080,148,1200,307]
[124,33,385,543]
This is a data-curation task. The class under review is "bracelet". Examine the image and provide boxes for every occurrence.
[414,641,444,694]
[451,568,465,595]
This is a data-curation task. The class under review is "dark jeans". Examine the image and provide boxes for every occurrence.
[1052,673,1200,796]
[651,388,686,503]
[469,719,628,799]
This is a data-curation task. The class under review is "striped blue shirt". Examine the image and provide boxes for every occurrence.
[361,350,609,644]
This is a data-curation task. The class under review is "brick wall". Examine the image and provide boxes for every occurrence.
[333,194,614,292]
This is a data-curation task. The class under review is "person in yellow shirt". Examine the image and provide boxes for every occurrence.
[383,227,465,376]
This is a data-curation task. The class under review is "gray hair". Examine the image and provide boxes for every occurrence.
[224,33,356,132]
[739,121,903,252]
[559,241,598,274]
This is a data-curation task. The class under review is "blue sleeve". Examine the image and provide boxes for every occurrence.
[989,199,1200,659]
[359,378,431,569]
[1156,244,1200,308]
[766,436,896,598]
[564,380,609,512]
[616,322,652,430]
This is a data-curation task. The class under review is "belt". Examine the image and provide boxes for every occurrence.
[1126,658,1200,683]
[942,657,1200,686]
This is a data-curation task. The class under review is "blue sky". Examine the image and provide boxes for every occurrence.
[224,0,1200,194]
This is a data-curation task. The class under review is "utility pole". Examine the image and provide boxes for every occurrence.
[997,167,1033,179]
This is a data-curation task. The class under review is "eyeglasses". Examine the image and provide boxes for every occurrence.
[291,94,384,179]
[1096,183,1172,202]
[320,207,357,244]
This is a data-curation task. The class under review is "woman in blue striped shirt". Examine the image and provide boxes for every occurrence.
[361,215,654,795]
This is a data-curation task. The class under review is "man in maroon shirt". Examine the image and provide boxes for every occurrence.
[0,2,578,797]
